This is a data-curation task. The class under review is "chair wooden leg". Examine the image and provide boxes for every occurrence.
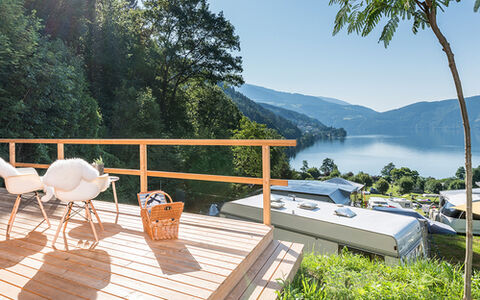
[88,200,104,231]
[85,202,99,243]
[35,192,51,228]
[63,202,73,233]
[6,195,22,238]
[52,204,70,247]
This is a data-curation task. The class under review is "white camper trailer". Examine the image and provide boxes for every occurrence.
[220,194,425,264]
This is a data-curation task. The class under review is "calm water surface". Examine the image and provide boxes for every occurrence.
[290,133,480,178]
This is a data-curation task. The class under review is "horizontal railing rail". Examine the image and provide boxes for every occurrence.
[0,138,297,225]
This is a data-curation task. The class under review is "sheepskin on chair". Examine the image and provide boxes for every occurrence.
[41,158,100,202]
[0,157,20,178]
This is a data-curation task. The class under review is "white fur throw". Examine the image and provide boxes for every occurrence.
[0,157,20,178]
[42,158,99,192]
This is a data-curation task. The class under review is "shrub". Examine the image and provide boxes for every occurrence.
[375,178,389,194]
[425,178,443,194]
[397,176,414,194]
[278,251,480,299]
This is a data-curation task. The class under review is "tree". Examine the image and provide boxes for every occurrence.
[375,178,390,194]
[398,177,414,195]
[425,178,443,194]
[328,1,480,297]
[353,172,373,187]
[320,158,337,176]
[232,117,290,179]
[448,179,466,190]
[390,167,419,183]
[457,166,466,180]
[143,0,243,126]
[381,162,395,177]
[0,0,101,162]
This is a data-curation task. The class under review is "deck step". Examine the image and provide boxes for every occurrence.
[228,240,304,300]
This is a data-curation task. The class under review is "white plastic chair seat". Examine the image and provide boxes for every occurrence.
[55,175,110,202]
[0,158,50,238]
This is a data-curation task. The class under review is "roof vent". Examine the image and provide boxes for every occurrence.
[335,207,356,218]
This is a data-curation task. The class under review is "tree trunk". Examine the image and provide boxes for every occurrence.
[426,4,473,300]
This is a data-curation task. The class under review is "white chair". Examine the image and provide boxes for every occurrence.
[41,158,110,246]
[0,158,50,237]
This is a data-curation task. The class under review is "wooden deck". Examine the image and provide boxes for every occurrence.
[0,189,303,299]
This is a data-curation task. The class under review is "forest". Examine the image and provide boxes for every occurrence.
[1,0,327,210]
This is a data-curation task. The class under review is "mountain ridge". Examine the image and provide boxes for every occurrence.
[239,83,480,135]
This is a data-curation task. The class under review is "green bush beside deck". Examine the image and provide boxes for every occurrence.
[278,250,480,299]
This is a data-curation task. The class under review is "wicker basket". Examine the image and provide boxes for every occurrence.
[137,190,184,240]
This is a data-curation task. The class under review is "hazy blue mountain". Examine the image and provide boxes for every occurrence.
[239,83,350,106]
[238,84,378,131]
[239,83,480,135]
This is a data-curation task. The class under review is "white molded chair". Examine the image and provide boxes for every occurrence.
[0,158,50,237]
[41,158,110,246]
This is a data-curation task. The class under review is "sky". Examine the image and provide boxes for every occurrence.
[208,0,480,112]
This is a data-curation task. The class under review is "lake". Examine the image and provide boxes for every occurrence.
[290,133,480,178]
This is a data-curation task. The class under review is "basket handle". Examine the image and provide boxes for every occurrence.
[143,190,173,209]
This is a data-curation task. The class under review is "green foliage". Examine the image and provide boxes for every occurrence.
[448,179,466,190]
[375,178,390,194]
[353,171,373,187]
[279,251,480,299]
[232,117,290,179]
[328,0,474,48]
[456,166,466,180]
[391,167,419,183]
[143,0,243,127]
[320,158,337,176]
[0,0,101,161]
[1,0,294,204]
[398,176,414,194]
[425,178,443,194]
[381,162,395,177]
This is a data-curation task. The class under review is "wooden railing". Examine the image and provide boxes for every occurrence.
[0,138,296,225]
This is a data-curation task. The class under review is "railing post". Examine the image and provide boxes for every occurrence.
[57,143,64,160]
[140,144,148,192]
[9,142,15,167]
[262,145,271,225]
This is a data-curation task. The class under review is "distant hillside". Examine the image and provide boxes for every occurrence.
[239,84,480,135]
[259,103,346,138]
[223,87,302,139]
[238,84,378,132]
[223,87,347,152]
[239,84,350,106]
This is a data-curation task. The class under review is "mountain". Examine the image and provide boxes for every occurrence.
[238,84,378,132]
[223,87,346,152]
[239,84,480,135]
[223,87,302,139]
[259,103,346,138]
[239,84,350,106]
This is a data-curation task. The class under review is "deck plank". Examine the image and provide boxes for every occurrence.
[0,189,299,299]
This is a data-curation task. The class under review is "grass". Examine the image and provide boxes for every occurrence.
[432,235,480,269]
[278,250,480,299]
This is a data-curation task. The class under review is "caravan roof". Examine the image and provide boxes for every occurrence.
[440,188,480,206]
[271,180,356,205]
[221,194,422,258]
